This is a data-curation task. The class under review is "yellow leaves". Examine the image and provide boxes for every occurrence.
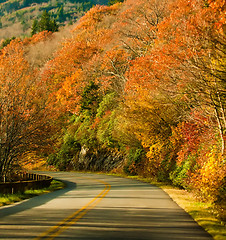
[144,141,165,174]
[21,152,48,171]
[146,142,163,160]
[192,146,225,201]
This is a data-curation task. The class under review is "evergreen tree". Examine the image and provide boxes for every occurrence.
[39,10,53,31]
[31,10,59,36]
[0,37,16,49]
[80,81,102,117]
[56,5,65,23]
[31,19,39,36]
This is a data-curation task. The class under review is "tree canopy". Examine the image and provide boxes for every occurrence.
[0,0,225,221]
[31,10,59,35]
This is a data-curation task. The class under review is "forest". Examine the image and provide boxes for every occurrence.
[0,0,225,220]
[0,0,108,39]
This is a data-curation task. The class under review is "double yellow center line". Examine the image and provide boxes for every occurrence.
[35,178,111,240]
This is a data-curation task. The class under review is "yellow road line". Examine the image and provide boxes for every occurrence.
[46,184,111,240]
[34,178,111,240]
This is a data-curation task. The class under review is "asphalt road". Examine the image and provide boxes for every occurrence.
[0,172,213,240]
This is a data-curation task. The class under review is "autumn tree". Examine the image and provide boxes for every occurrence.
[0,40,56,181]
[29,0,225,213]
[156,0,226,155]
[100,48,131,93]
[114,0,170,58]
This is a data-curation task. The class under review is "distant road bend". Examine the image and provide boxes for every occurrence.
[0,172,212,239]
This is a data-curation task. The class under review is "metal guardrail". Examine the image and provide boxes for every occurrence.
[0,173,53,194]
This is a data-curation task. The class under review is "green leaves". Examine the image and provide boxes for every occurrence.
[31,10,59,36]
[108,0,124,6]
[80,81,102,117]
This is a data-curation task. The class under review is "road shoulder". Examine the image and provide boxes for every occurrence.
[114,174,225,240]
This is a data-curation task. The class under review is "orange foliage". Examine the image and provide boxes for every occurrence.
[74,4,120,31]
[1,0,223,203]
[24,31,53,45]
[0,39,58,179]
[40,3,123,115]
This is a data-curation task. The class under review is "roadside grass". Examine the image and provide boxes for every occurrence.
[107,173,226,240]
[0,179,65,207]
[161,187,225,240]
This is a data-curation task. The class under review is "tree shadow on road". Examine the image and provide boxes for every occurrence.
[0,179,76,218]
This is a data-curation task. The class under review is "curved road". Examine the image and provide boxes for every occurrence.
[0,172,212,239]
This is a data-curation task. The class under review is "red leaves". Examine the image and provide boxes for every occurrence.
[174,109,216,166]
[0,0,222,200]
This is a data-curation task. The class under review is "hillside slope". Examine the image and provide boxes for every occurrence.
[0,0,108,39]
